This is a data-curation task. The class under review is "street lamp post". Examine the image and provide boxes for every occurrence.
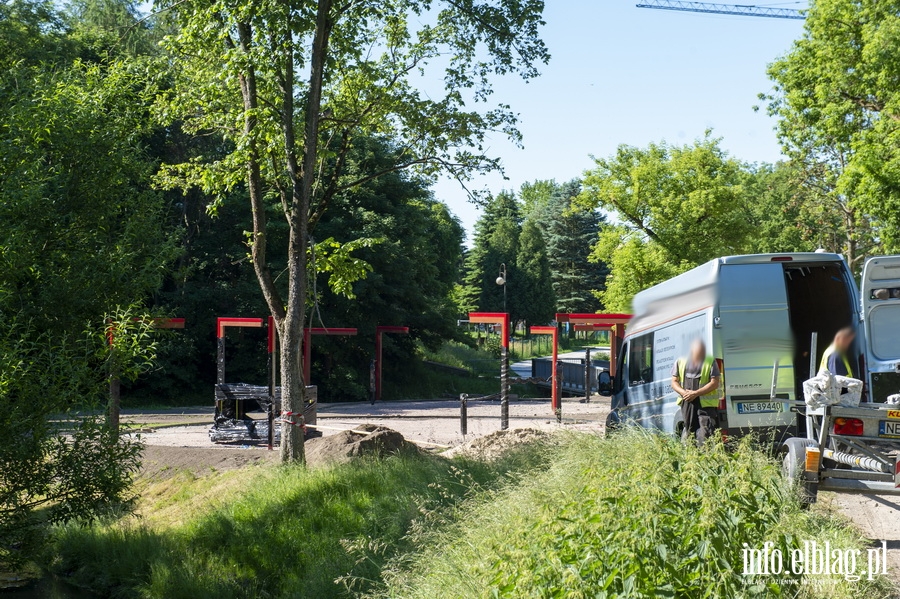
[496,263,507,313]
[494,264,509,430]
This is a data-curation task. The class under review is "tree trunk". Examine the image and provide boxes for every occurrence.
[279,0,333,463]
[279,287,306,463]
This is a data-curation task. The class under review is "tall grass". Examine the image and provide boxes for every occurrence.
[47,445,548,599]
[48,432,894,599]
[372,431,895,599]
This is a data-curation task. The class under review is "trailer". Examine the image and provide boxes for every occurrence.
[782,401,900,503]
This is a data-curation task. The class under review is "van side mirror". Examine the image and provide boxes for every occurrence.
[598,371,613,396]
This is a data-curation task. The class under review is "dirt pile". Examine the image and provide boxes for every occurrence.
[444,428,549,461]
[305,424,417,467]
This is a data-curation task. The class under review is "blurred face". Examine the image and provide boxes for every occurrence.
[835,330,856,353]
[690,340,706,364]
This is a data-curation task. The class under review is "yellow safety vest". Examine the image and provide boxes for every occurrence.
[820,343,854,378]
[676,356,720,408]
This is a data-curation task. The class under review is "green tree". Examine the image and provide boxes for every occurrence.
[519,178,557,220]
[516,218,555,328]
[545,181,607,314]
[0,2,173,566]
[744,162,818,255]
[0,63,177,330]
[461,192,523,323]
[765,0,900,268]
[155,0,548,462]
[580,136,749,311]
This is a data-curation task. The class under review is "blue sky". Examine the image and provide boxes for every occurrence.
[435,1,807,240]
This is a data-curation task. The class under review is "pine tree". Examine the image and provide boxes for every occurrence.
[461,192,522,322]
[544,181,608,314]
[517,218,555,328]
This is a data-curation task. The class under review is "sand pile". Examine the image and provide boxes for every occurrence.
[444,428,549,461]
[305,424,417,467]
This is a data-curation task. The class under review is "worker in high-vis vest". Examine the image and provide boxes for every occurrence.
[671,339,720,445]
[820,327,856,378]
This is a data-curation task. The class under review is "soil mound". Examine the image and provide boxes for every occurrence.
[305,424,417,467]
[444,428,549,461]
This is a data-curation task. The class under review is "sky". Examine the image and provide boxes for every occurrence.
[434,1,807,242]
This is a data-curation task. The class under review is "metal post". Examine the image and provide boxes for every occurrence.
[303,328,312,385]
[809,332,818,378]
[267,316,276,451]
[500,345,509,430]
[584,346,592,404]
[555,359,563,423]
[460,393,468,435]
[369,358,376,405]
[216,337,225,385]
[109,365,121,435]
[375,330,382,402]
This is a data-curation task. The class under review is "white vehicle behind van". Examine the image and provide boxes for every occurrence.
[607,252,900,445]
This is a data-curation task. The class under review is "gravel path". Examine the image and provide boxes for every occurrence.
[127,397,610,450]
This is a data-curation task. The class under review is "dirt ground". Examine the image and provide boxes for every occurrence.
[819,492,900,585]
[124,397,608,451]
[126,397,608,478]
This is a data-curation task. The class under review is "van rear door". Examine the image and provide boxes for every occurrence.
[717,263,796,431]
[861,256,900,402]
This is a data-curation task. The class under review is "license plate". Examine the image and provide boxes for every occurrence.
[736,401,784,415]
[879,420,900,438]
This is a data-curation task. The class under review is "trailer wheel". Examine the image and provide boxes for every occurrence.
[781,438,818,505]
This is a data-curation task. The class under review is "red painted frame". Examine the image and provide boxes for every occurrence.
[555,313,632,378]
[375,326,410,402]
[530,325,559,411]
[302,327,358,384]
[217,317,263,339]
[468,312,510,348]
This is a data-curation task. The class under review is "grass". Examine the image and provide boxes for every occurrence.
[47,431,895,599]
[47,445,548,599]
[370,431,896,599]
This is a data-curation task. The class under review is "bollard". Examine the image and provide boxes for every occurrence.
[460,393,468,436]
[556,359,563,423]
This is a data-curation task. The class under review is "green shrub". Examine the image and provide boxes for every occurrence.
[375,431,895,599]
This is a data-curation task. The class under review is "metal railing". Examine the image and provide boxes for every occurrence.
[532,357,610,395]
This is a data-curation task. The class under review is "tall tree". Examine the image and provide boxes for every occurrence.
[744,162,818,255]
[580,136,749,311]
[545,181,607,314]
[461,192,523,323]
[156,1,548,462]
[0,2,173,565]
[765,0,900,268]
[519,178,557,220]
[516,218,555,328]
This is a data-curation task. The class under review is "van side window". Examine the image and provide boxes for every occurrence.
[628,332,654,386]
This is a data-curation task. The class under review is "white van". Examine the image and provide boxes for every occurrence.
[607,253,900,444]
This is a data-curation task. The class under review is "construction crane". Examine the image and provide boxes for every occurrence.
[636,1,805,20]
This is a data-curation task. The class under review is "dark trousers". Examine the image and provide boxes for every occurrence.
[681,401,720,445]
